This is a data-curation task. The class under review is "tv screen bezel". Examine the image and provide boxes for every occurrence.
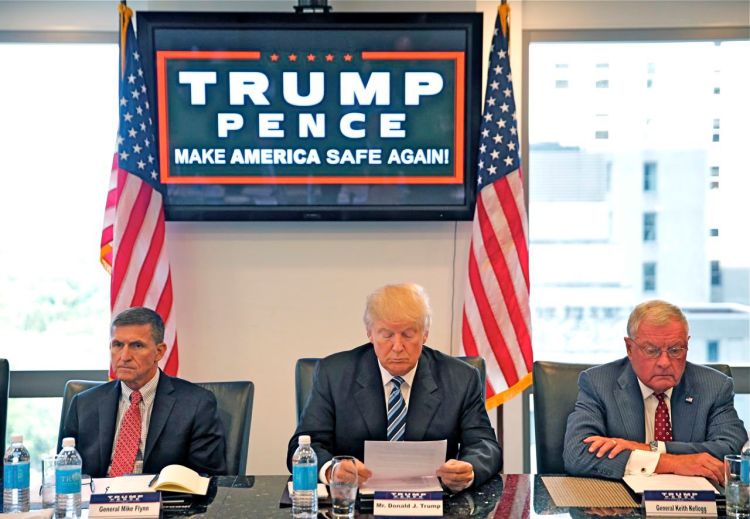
[137,11,482,221]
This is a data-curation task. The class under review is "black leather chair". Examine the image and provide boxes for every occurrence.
[57,379,254,476]
[295,355,487,424]
[532,360,732,474]
[0,359,9,460]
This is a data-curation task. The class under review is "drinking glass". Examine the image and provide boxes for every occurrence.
[725,454,750,518]
[40,455,56,509]
[329,455,358,518]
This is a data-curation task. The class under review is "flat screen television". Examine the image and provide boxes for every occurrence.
[137,11,483,221]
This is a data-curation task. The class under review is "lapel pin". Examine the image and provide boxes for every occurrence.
[685,397,694,403]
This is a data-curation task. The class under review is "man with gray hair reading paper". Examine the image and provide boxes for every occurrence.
[563,299,747,482]
[287,283,501,492]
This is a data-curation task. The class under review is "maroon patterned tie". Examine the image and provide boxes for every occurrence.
[654,393,673,441]
[109,390,142,477]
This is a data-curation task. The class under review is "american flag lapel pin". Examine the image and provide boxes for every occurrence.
[685,396,694,403]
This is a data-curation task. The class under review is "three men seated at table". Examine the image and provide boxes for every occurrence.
[286,283,502,492]
[563,299,747,482]
[60,307,227,478]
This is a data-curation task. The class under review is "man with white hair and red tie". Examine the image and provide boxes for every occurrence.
[563,300,747,482]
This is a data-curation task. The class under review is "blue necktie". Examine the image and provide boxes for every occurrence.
[387,376,407,441]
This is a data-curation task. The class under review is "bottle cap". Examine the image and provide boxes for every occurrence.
[62,437,76,448]
[10,433,23,443]
[298,435,311,446]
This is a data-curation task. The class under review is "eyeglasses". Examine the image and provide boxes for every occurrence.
[630,340,688,359]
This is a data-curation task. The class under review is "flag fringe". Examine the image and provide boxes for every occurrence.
[485,371,532,411]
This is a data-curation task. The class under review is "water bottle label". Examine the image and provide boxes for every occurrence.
[56,466,81,494]
[3,461,30,489]
[741,458,750,484]
[293,464,317,491]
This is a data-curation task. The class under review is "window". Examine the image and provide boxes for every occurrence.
[643,262,657,292]
[0,39,117,478]
[712,119,721,142]
[710,228,719,237]
[643,212,657,241]
[527,28,750,475]
[595,79,609,88]
[707,340,719,362]
[643,162,657,192]
[711,260,722,287]
[555,79,569,88]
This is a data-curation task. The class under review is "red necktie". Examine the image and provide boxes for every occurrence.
[654,393,673,441]
[109,390,142,477]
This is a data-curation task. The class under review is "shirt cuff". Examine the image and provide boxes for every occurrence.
[319,460,332,484]
[624,449,661,475]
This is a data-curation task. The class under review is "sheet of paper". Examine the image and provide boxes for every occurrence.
[623,474,718,494]
[92,474,155,494]
[361,440,446,491]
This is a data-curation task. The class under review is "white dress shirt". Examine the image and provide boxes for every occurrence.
[623,380,672,475]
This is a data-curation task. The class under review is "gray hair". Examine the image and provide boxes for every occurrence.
[626,300,688,339]
[111,307,165,344]
[363,283,431,332]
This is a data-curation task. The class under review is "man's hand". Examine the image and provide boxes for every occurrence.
[436,459,474,493]
[583,436,649,459]
[326,458,372,484]
[655,452,724,483]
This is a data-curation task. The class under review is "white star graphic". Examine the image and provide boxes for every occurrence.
[117,135,124,145]
[503,88,512,98]
[139,122,146,131]
[148,154,154,164]
[498,49,507,59]
[137,160,146,170]
[504,156,514,166]
[487,97,496,107]
[494,65,502,75]
[144,138,150,147]
[128,128,137,138]
[136,106,143,115]
[131,89,140,99]
[127,74,136,84]
[123,112,133,122]
[510,126,517,135]
[151,171,158,179]
[490,80,499,90]
[493,134,503,144]
[500,103,510,113]
[488,165,497,175]
[479,144,487,153]
[490,150,500,160]
[138,67,143,77]
[507,142,516,151]
[478,160,484,170]
[497,119,507,128]
[481,129,490,138]
[120,151,130,160]
[484,113,493,122]
[133,144,142,153]
[506,73,512,82]
[133,51,140,61]
[120,97,128,106]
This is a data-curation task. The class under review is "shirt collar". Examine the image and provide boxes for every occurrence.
[377,359,418,389]
[120,369,160,402]
[636,377,674,401]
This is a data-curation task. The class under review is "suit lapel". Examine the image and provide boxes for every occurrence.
[405,352,440,441]
[614,364,646,442]
[670,366,696,442]
[99,382,121,473]
[353,349,387,439]
[144,372,176,462]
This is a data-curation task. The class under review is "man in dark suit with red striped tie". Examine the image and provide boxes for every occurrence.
[287,284,501,493]
[563,300,747,482]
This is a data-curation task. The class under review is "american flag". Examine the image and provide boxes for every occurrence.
[101,2,178,376]
[461,4,532,409]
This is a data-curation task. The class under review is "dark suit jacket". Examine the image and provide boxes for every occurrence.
[563,358,748,479]
[286,344,502,487]
[61,371,227,478]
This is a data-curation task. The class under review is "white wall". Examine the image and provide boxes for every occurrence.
[1,0,745,475]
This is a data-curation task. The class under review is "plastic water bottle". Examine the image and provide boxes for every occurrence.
[55,437,82,518]
[292,434,318,518]
[3,433,30,512]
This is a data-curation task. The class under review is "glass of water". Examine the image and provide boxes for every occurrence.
[329,455,358,518]
[725,454,750,518]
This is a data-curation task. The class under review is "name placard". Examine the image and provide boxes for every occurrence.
[89,491,161,518]
[373,490,443,517]
[643,490,717,517]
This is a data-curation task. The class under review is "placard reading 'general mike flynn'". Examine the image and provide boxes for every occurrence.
[89,492,161,518]
[156,50,465,185]
[642,490,717,517]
